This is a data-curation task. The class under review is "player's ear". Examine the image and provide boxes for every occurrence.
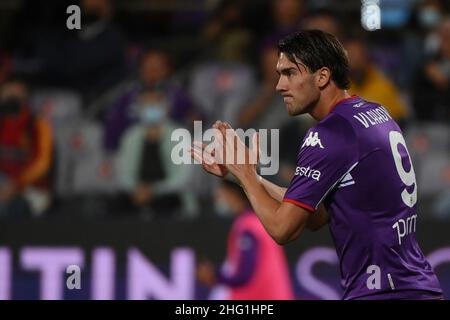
[316,67,331,89]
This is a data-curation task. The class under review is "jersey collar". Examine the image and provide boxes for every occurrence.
[328,95,359,115]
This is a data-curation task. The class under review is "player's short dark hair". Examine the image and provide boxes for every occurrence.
[278,29,350,89]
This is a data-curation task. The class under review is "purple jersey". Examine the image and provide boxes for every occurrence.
[283,96,443,300]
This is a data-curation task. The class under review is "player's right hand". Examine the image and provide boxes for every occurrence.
[214,121,261,171]
[189,140,229,178]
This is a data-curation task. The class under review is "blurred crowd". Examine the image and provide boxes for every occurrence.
[0,0,449,221]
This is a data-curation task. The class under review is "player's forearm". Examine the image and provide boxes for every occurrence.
[226,173,287,202]
[257,175,328,232]
[257,175,287,202]
[240,171,298,244]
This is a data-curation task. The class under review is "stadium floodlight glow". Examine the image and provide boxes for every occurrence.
[361,0,381,31]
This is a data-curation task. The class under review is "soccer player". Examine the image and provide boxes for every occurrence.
[191,30,443,300]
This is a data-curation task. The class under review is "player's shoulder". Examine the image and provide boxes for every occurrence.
[312,110,356,141]
[299,115,355,156]
[329,95,372,116]
[300,96,388,153]
[322,96,392,131]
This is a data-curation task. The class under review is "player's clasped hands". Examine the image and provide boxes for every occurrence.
[189,121,260,182]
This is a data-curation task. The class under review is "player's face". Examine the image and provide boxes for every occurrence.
[276,52,320,116]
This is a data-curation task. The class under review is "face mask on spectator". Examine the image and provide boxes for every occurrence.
[0,96,22,116]
[419,7,441,29]
[154,80,170,91]
[139,105,165,126]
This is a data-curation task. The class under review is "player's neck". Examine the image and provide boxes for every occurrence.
[310,88,350,121]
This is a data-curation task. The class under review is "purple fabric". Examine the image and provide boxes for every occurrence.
[169,85,197,123]
[284,96,442,300]
[217,231,258,287]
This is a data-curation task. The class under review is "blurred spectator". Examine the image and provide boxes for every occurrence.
[271,0,305,38]
[201,0,253,63]
[189,61,255,129]
[68,0,127,103]
[302,8,342,39]
[189,1,258,127]
[197,180,294,299]
[116,90,197,219]
[240,0,306,45]
[238,42,291,130]
[188,31,256,207]
[344,35,409,125]
[417,0,447,56]
[18,0,127,106]
[0,78,53,219]
[103,48,198,152]
[413,16,450,122]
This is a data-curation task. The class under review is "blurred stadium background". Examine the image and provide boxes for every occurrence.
[0,0,448,299]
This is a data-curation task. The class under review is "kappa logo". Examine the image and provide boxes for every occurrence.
[353,102,365,108]
[302,131,324,149]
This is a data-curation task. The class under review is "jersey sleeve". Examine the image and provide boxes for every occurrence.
[283,114,359,212]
